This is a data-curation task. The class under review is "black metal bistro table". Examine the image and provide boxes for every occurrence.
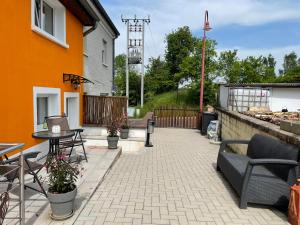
[32,131,75,156]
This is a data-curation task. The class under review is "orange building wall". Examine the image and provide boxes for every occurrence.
[0,0,84,150]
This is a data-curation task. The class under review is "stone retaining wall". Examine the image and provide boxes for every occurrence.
[217,108,300,154]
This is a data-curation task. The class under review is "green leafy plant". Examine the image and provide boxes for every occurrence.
[46,154,79,194]
[121,113,130,129]
[121,123,129,129]
[107,119,120,137]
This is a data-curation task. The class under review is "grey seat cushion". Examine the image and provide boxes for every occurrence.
[218,152,287,195]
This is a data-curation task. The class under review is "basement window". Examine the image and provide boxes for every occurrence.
[32,0,68,48]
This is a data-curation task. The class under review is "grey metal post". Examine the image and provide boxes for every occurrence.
[126,22,129,107]
[19,151,25,225]
[141,20,145,107]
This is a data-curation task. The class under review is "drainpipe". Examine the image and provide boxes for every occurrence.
[83,22,98,37]
[112,38,116,96]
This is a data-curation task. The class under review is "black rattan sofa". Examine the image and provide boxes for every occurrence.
[217,134,299,209]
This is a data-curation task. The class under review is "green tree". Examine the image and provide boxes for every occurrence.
[144,57,173,101]
[217,50,241,83]
[262,54,276,82]
[176,39,217,83]
[276,52,300,82]
[165,26,194,89]
[114,54,141,106]
[240,56,265,83]
[176,38,218,106]
[238,55,276,83]
[283,52,298,73]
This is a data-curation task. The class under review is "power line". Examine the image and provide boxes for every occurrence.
[147,24,160,57]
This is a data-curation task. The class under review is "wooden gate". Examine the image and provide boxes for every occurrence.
[154,106,200,129]
[83,95,127,126]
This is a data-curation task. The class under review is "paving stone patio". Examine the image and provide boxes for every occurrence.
[3,143,122,225]
[74,128,289,225]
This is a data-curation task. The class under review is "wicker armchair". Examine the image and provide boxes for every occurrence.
[217,134,299,209]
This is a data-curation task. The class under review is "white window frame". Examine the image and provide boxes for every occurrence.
[31,0,69,48]
[102,39,108,67]
[33,87,61,132]
[64,92,80,129]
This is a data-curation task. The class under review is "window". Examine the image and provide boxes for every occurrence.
[37,97,48,125]
[102,40,107,66]
[35,0,53,35]
[33,87,61,131]
[32,0,67,47]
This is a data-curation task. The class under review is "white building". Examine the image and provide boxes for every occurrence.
[219,83,300,112]
[84,0,119,96]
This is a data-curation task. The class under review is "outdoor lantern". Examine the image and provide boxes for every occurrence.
[145,119,155,147]
[52,125,61,134]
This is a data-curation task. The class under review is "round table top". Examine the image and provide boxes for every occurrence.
[32,130,75,140]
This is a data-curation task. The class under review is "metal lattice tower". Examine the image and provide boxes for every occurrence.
[122,15,150,107]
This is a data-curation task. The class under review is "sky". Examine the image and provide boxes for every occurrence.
[101,0,300,73]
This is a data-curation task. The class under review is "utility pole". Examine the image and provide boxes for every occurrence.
[122,15,150,108]
[126,21,129,104]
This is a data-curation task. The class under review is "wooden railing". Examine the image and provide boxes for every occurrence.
[83,95,127,126]
[154,106,200,129]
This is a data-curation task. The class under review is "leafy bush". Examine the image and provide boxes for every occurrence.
[46,154,79,194]
[107,119,121,137]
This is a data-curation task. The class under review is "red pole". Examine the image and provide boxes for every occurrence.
[200,33,206,113]
[199,10,211,113]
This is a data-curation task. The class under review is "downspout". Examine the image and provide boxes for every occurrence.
[83,22,98,37]
[112,38,116,96]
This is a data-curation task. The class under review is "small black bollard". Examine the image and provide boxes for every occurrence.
[145,119,155,147]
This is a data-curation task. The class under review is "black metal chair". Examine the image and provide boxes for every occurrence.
[46,115,87,162]
[0,192,9,225]
[1,152,47,197]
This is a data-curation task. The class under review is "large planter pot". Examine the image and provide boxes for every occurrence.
[107,136,119,149]
[120,129,129,139]
[48,187,77,220]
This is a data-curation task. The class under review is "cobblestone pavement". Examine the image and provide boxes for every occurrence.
[75,128,288,225]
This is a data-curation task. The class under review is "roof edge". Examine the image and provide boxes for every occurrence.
[91,0,120,37]
[224,83,300,88]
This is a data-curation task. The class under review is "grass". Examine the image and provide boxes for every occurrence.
[136,90,198,118]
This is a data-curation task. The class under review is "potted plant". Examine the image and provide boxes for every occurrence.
[107,120,120,149]
[46,154,79,220]
[120,116,130,139]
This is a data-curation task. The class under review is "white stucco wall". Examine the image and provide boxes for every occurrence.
[270,88,300,112]
[218,85,300,112]
[84,20,115,96]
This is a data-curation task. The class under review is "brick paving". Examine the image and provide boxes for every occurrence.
[75,128,289,225]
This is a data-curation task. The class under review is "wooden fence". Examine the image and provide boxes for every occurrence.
[83,95,127,126]
[154,107,200,129]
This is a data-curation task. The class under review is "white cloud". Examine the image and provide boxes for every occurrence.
[103,0,300,68]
